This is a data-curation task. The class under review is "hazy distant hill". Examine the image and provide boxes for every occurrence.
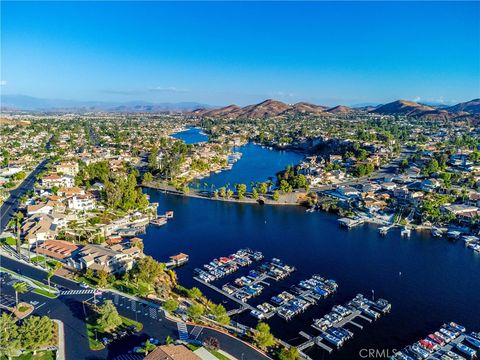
[446,98,480,114]
[0,94,212,112]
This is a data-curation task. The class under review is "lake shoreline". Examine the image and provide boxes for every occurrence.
[142,181,301,206]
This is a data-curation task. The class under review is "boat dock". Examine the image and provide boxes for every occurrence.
[338,217,364,229]
[193,276,258,312]
[299,294,391,353]
[392,322,480,360]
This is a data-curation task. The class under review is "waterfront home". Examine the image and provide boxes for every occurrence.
[68,244,135,274]
[337,186,360,199]
[442,204,479,216]
[35,239,79,260]
[169,252,189,266]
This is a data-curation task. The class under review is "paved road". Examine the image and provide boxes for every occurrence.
[0,256,270,360]
[0,159,48,232]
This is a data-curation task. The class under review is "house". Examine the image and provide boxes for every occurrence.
[144,345,201,360]
[67,195,96,211]
[337,186,360,199]
[58,187,85,197]
[421,178,441,192]
[55,161,79,177]
[442,204,479,216]
[21,214,56,244]
[70,244,135,274]
[169,253,189,266]
[41,173,74,188]
[27,201,54,216]
[35,239,78,260]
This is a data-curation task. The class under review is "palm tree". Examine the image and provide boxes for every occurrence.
[12,282,28,306]
[13,212,24,256]
[47,262,62,288]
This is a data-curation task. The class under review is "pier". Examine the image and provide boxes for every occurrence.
[194,276,257,312]
[338,217,364,229]
[299,294,391,354]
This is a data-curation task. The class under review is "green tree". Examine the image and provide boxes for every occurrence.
[143,171,153,183]
[187,304,204,321]
[272,190,280,201]
[165,335,174,345]
[253,322,275,349]
[130,256,165,288]
[13,212,24,256]
[258,182,268,194]
[19,316,55,355]
[97,270,108,288]
[279,346,301,360]
[12,282,28,306]
[188,287,203,300]
[0,313,20,359]
[235,183,247,199]
[210,304,230,325]
[96,300,122,332]
[251,188,259,199]
[162,299,179,313]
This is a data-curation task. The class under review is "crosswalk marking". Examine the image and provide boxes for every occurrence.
[113,354,143,360]
[59,289,96,296]
[177,322,189,341]
[149,307,157,319]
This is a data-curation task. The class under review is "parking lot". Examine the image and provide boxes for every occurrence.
[90,292,165,323]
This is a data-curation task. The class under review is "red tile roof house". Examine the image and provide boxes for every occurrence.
[35,239,79,260]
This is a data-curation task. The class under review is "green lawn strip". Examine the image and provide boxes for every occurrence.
[32,288,57,299]
[86,320,105,351]
[120,316,143,332]
[2,237,17,246]
[1,350,56,360]
[207,349,231,360]
[0,266,57,293]
[30,256,46,264]
[186,343,201,352]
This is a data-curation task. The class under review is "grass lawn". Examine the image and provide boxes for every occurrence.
[85,311,143,351]
[30,256,46,264]
[208,349,231,360]
[1,350,56,360]
[86,320,105,351]
[186,343,201,351]
[113,280,151,297]
[2,237,17,246]
[32,288,57,299]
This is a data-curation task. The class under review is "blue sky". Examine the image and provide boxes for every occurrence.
[1,1,479,106]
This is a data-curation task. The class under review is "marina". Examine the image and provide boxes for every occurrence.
[142,187,480,360]
[297,294,391,353]
[392,322,480,360]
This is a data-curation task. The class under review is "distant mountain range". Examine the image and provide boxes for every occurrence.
[2,94,479,119]
[0,94,213,112]
[190,98,480,119]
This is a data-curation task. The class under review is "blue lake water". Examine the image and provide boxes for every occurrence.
[142,189,480,360]
[172,127,209,144]
[173,127,304,190]
[162,127,480,359]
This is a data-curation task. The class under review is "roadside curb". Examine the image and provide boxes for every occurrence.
[53,319,66,360]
